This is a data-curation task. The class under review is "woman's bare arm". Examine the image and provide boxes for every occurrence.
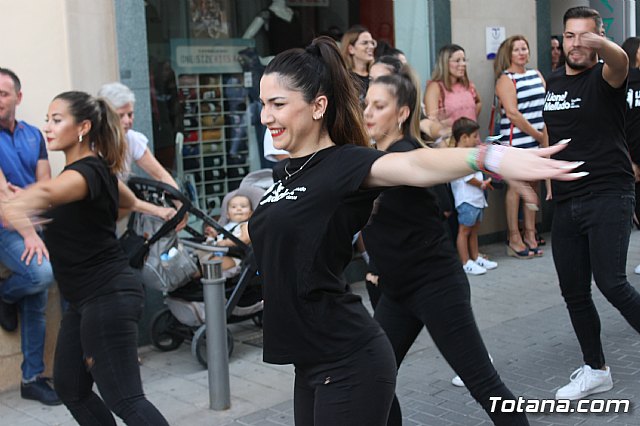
[364,143,581,203]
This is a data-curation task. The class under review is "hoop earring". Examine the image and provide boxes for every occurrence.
[398,121,403,131]
[78,133,83,143]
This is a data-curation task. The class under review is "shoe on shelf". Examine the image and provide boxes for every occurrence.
[475,256,497,270]
[463,260,486,275]
[452,355,494,388]
[21,377,62,406]
[634,263,640,275]
[0,298,18,332]
[555,365,613,400]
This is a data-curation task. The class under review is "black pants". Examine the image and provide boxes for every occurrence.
[293,333,397,426]
[552,193,640,369]
[374,270,528,426]
[54,287,168,426]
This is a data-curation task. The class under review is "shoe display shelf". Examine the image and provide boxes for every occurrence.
[177,71,252,215]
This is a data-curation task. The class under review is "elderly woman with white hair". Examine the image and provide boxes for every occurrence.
[98,82,179,188]
[98,82,186,230]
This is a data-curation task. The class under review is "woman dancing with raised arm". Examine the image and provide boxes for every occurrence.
[249,36,583,426]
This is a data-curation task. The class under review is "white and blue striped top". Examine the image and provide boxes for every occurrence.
[499,69,545,148]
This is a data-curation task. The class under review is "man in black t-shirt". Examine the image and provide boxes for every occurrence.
[543,7,640,402]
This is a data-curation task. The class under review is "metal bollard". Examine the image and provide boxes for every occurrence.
[201,259,231,410]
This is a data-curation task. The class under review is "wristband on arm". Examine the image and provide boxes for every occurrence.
[465,144,505,179]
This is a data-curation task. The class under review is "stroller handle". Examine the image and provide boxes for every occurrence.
[128,177,192,207]
[127,177,192,234]
[128,177,249,253]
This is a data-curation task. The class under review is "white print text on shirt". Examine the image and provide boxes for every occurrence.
[544,91,581,111]
[260,181,307,205]
[627,88,640,109]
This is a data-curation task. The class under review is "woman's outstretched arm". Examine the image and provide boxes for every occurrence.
[365,142,582,202]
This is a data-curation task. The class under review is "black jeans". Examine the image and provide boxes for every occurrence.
[53,287,168,426]
[374,270,528,426]
[552,193,640,369]
[293,333,397,426]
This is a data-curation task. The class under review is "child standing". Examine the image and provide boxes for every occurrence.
[450,118,497,275]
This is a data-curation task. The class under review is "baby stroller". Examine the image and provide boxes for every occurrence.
[124,173,269,368]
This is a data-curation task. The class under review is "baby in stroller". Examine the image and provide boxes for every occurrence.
[202,194,253,278]
[129,172,269,366]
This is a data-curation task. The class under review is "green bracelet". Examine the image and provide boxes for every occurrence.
[466,148,480,171]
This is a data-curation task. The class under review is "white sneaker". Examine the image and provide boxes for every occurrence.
[555,365,613,400]
[635,263,640,275]
[451,355,493,388]
[463,260,486,275]
[451,375,465,387]
[475,256,497,270]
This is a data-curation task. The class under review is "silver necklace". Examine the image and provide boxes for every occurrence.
[284,150,319,180]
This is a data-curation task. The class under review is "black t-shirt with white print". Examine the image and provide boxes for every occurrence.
[543,62,633,200]
[249,144,386,365]
[43,156,140,304]
[625,68,640,164]
[362,137,461,300]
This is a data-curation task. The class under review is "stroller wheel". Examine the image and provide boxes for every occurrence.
[150,308,185,351]
[192,325,235,368]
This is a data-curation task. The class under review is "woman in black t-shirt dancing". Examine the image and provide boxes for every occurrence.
[1,91,171,425]
[622,36,640,238]
[249,36,584,425]
[362,66,527,426]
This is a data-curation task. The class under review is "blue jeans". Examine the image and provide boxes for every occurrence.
[54,287,168,425]
[0,228,54,380]
[552,193,640,369]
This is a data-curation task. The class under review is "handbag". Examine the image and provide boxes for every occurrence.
[123,213,199,294]
[119,184,199,293]
[119,228,149,269]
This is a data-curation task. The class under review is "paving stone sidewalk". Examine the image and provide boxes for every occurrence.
[2,232,640,425]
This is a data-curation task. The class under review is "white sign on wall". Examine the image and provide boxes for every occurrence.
[171,39,254,74]
[486,26,506,60]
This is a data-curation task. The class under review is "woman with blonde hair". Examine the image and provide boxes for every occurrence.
[424,44,481,125]
[494,34,548,259]
[340,25,376,102]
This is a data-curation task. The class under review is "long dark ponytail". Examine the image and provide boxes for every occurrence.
[54,91,126,174]
[264,36,369,147]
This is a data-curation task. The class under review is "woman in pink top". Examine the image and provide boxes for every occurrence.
[424,44,481,128]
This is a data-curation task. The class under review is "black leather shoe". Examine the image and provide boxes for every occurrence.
[0,298,18,332]
[21,377,62,406]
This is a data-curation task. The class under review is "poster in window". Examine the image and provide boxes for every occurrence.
[189,0,233,39]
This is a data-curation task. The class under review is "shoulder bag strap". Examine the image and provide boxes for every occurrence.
[437,81,446,113]
[508,73,517,146]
